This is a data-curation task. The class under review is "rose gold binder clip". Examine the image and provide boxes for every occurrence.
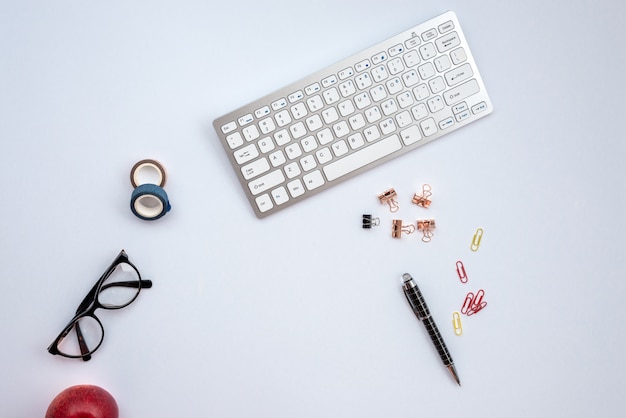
[362,214,380,229]
[411,184,432,208]
[391,219,415,238]
[378,188,399,212]
[470,227,484,251]
[461,289,487,316]
[452,312,463,336]
[456,260,468,283]
[417,219,436,242]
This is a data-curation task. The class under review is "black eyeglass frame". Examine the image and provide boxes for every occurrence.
[47,250,152,361]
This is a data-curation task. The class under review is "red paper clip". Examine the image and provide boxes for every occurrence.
[461,292,474,314]
[456,260,468,283]
[461,289,488,316]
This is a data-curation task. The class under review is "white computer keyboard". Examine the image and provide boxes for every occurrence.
[213,11,492,218]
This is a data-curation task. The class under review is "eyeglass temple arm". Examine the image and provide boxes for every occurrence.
[75,279,152,315]
[74,321,93,361]
[99,279,153,292]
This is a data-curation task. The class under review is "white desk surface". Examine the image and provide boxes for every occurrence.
[2,1,625,416]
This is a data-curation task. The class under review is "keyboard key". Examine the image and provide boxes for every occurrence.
[438,20,454,33]
[238,114,254,126]
[255,194,273,213]
[444,79,480,105]
[221,121,237,134]
[241,157,270,180]
[234,143,259,165]
[226,132,244,149]
[420,118,437,136]
[303,170,325,190]
[287,179,305,197]
[421,28,438,41]
[271,187,289,205]
[324,135,402,181]
[400,125,422,145]
[248,170,285,195]
[435,32,461,52]
[445,63,474,86]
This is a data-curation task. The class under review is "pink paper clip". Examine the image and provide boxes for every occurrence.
[456,260,468,283]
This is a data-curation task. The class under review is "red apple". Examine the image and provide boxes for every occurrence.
[45,384,119,418]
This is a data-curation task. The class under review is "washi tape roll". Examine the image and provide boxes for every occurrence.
[130,183,171,221]
[130,159,167,188]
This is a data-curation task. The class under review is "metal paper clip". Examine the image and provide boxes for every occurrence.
[470,227,484,251]
[417,219,436,242]
[411,184,432,208]
[467,289,487,316]
[391,219,415,238]
[378,188,399,212]
[452,312,463,336]
[461,289,487,316]
[461,292,474,314]
[362,214,380,229]
[456,260,468,283]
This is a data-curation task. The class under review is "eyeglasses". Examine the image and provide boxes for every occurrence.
[47,250,152,361]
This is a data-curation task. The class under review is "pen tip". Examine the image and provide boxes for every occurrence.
[448,365,461,386]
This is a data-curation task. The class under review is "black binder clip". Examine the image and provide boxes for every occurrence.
[362,214,380,229]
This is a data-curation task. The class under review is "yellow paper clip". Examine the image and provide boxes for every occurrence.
[411,184,432,208]
[378,188,399,212]
[391,219,415,238]
[470,227,484,251]
[417,219,436,242]
[452,312,463,336]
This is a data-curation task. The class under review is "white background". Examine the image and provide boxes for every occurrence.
[1,0,625,417]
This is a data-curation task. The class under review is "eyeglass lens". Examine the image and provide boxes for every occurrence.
[98,262,141,308]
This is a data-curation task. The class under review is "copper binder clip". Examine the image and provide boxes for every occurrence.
[417,219,436,242]
[378,188,399,212]
[411,184,432,208]
[391,219,415,238]
[362,214,380,229]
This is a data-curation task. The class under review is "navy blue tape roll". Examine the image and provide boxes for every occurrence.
[130,184,171,221]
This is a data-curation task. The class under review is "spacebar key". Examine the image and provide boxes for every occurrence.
[324,135,402,181]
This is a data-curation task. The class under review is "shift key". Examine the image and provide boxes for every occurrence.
[248,169,285,195]
[444,79,479,106]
